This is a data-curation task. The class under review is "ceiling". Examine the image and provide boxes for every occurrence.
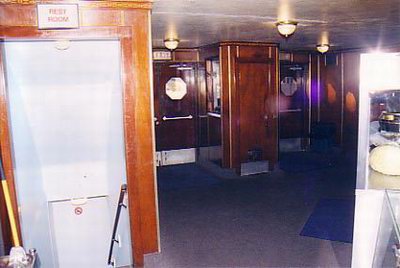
[151,0,400,51]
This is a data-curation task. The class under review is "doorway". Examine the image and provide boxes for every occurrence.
[2,40,131,267]
[153,62,198,166]
[279,63,309,153]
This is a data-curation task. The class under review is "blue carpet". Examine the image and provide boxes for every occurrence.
[157,163,220,191]
[279,152,335,173]
[300,198,355,243]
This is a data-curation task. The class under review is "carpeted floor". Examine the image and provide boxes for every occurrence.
[157,163,220,191]
[146,153,355,267]
[279,151,338,173]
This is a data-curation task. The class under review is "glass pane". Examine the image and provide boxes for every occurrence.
[211,59,221,113]
[373,191,399,267]
[373,190,400,267]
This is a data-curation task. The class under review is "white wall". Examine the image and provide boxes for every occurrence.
[4,40,132,267]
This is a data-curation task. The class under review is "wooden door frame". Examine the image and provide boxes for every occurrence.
[0,26,145,265]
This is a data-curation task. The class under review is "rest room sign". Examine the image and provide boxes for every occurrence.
[37,4,79,29]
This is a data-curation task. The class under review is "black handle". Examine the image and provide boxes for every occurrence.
[107,184,128,266]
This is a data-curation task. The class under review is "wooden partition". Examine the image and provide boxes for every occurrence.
[0,1,158,265]
[199,42,279,172]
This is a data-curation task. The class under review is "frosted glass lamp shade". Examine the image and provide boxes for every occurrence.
[276,21,297,37]
[317,44,330,54]
[164,39,179,50]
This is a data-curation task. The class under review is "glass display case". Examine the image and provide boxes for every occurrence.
[353,52,400,267]
[373,190,400,268]
[357,53,400,191]
[367,90,400,190]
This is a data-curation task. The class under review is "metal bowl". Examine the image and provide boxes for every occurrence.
[379,112,400,133]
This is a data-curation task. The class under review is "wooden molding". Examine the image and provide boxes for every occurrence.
[219,41,279,47]
[0,43,21,252]
[0,26,131,38]
[236,57,273,64]
[0,0,152,10]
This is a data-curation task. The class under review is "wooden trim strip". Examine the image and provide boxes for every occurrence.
[120,36,145,266]
[0,0,152,10]
[227,46,233,167]
[340,53,345,146]
[0,42,23,249]
[317,55,321,121]
[236,57,273,64]
[219,41,279,47]
[0,26,131,39]
[0,44,14,254]
[308,53,312,138]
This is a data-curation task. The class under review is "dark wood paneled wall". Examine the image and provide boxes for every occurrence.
[310,54,320,124]
[342,53,360,152]
[309,51,361,151]
[172,49,199,62]
[153,48,199,62]
[280,50,362,153]
[208,116,222,146]
[0,1,158,265]
[153,48,223,156]
[319,54,344,144]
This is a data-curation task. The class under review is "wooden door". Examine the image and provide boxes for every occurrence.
[153,63,197,151]
[236,61,278,168]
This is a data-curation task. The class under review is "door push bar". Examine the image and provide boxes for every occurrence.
[162,115,193,121]
[107,184,128,266]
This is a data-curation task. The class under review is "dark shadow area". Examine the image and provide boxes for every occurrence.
[279,151,338,173]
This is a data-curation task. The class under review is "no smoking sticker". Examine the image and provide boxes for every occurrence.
[74,207,83,215]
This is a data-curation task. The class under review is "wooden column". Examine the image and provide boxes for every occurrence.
[220,42,279,171]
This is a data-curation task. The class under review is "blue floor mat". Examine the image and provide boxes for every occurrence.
[157,163,220,191]
[300,198,355,243]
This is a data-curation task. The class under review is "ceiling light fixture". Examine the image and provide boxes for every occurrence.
[316,44,330,54]
[276,21,298,37]
[169,63,194,70]
[164,38,179,50]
